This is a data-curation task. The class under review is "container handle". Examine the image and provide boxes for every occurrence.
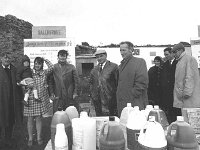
[166,122,177,137]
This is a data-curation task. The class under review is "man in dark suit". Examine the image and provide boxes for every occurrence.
[89,49,118,116]
[161,47,181,123]
[0,52,17,148]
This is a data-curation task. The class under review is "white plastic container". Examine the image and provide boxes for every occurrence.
[126,107,147,150]
[72,111,96,150]
[65,106,79,121]
[119,103,135,149]
[138,116,167,149]
[144,105,153,119]
[55,123,68,150]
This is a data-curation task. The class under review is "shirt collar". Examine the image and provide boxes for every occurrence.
[99,61,107,68]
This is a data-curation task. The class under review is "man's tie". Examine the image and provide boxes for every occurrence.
[99,63,103,72]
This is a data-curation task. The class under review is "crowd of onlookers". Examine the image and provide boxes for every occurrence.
[0,41,200,148]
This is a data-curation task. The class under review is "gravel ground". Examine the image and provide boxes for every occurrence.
[0,95,91,150]
[0,117,52,150]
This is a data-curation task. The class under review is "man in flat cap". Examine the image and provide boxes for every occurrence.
[89,49,118,116]
[172,42,200,115]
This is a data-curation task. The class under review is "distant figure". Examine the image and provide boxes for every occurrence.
[0,52,17,148]
[148,56,163,106]
[16,55,40,107]
[51,50,79,112]
[89,49,118,116]
[172,43,200,113]
[117,41,149,116]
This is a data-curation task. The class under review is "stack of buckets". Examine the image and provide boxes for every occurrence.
[51,104,199,150]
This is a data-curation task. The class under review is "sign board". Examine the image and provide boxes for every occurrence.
[191,37,200,68]
[32,26,66,39]
[24,38,75,68]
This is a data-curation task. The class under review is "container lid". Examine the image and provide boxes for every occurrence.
[177,116,184,121]
[109,116,115,121]
[154,105,159,109]
[146,105,153,110]
[134,106,139,110]
[127,103,132,107]
[80,111,88,118]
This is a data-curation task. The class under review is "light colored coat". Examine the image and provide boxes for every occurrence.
[117,55,149,116]
[173,51,200,108]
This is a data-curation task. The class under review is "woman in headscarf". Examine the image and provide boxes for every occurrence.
[147,56,163,106]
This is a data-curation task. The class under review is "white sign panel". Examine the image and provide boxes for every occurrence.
[191,37,200,68]
[24,38,75,68]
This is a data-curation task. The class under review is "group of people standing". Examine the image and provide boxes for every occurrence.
[89,41,148,117]
[90,41,200,126]
[148,43,200,123]
[0,50,79,148]
[0,41,200,148]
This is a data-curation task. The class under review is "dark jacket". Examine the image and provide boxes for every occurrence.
[148,65,162,105]
[52,63,79,111]
[0,64,17,127]
[16,55,32,83]
[160,60,174,108]
[89,61,118,115]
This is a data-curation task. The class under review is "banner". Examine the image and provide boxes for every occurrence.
[24,38,75,68]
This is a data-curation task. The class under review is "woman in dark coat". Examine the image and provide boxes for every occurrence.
[147,56,163,106]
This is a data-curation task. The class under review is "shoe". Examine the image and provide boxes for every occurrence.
[37,139,43,145]
[35,98,42,103]
[22,100,29,107]
[27,140,33,147]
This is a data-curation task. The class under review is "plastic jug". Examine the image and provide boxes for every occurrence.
[148,105,169,130]
[51,108,72,150]
[55,123,68,150]
[120,103,135,149]
[144,105,154,119]
[65,106,79,121]
[99,116,125,150]
[166,116,199,150]
[72,111,96,150]
[138,116,167,150]
[126,107,147,150]
[92,116,120,149]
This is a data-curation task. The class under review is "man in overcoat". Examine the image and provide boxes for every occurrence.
[51,50,79,112]
[0,52,17,147]
[172,43,200,111]
[117,41,149,116]
[89,49,118,116]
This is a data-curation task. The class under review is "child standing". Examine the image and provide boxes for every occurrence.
[17,55,41,107]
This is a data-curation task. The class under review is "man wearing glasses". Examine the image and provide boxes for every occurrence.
[172,43,200,115]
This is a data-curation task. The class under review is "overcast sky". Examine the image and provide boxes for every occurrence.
[1,0,200,46]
